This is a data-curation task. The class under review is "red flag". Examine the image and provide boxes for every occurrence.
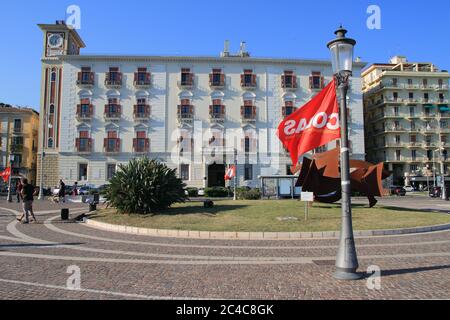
[277,79,341,166]
[0,167,11,183]
[224,165,236,181]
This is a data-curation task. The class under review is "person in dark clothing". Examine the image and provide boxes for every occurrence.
[16,180,23,203]
[58,179,66,203]
[17,178,37,224]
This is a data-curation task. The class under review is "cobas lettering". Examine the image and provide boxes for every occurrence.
[283,112,339,136]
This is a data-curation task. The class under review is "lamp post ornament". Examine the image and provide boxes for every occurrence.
[327,26,362,280]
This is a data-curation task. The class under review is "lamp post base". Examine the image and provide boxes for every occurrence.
[334,268,363,280]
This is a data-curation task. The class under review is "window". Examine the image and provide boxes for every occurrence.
[310,72,323,89]
[408,79,413,87]
[12,136,23,146]
[438,79,443,88]
[244,164,253,181]
[392,78,398,87]
[423,93,429,102]
[286,165,293,175]
[180,164,190,181]
[282,71,297,88]
[78,163,88,181]
[395,135,401,144]
[135,67,150,84]
[77,131,90,152]
[47,138,53,148]
[105,131,119,152]
[394,107,399,116]
[244,136,250,153]
[439,93,445,102]
[423,79,428,87]
[181,68,193,85]
[396,150,401,161]
[107,164,116,180]
[314,145,328,154]
[410,165,418,172]
[109,67,119,81]
[411,150,417,161]
[13,119,21,132]
[410,135,416,144]
[409,92,414,100]
[11,154,22,167]
[134,131,148,152]
[210,69,223,86]
[283,101,295,117]
[393,92,398,101]
[409,107,415,117]
[427,150,433,161]
[242,69,256,87]
[49,104,55,114]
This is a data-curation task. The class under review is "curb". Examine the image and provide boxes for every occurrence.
[83,219,450,240]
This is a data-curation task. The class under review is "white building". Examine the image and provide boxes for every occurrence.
[37,21,366,189]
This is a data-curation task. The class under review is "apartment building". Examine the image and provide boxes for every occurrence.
[362,56,450,187]
[37,21,366,188]
[0,104,40,185]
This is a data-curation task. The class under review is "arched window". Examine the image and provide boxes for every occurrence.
[48,138,54,148]
[49,104,55,114]
[51,72,57,82]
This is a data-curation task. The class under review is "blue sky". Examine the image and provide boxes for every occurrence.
[1,0,449,110]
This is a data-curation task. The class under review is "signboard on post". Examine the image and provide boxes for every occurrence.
[301,192,314,221]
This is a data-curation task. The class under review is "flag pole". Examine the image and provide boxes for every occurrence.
[233,148,237,201]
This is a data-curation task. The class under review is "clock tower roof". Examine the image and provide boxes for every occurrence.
[38,22,86,49]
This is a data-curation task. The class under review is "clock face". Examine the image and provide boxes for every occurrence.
[48,34,63,48]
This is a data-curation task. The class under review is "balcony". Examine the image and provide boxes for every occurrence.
[133,105,151,121]
[177,74,194,90]
[104,138,120,154]
[241,74,257,90]
[75,138,92,154]
[177,113,194,124]
[104,105,122,121]
[104,73,123,88]
[241,106,257,124]
[437,99,449,105]
[385,97,403,104]
[10,144,24,153]
[12,127,22,135]
[420,84,434,90]
[134,73,151,89]
[209,74,226,90]
[76,104,94,121]
[210,113,225,123]
[281,76,297,92]
[76,72,95,87]
[133,138,150,153]
[435,84,449,91]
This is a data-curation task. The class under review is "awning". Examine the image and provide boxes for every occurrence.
[439,106,450,112]
[423,104,436,108]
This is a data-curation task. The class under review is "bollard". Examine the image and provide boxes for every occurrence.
[61,208,69,220]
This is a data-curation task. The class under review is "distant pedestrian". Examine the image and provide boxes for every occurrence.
[58,179,66,203]
[16,180,23,203]
[17,178,37,224]
[72,181,79,196]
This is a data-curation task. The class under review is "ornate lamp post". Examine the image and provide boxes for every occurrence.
[327,26,361,280]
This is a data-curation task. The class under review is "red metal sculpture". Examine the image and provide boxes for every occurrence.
[294,148,390,207]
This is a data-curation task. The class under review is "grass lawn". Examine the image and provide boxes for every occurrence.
[91,200,450,232]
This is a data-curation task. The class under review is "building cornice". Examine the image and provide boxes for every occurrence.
[49,54,367,68]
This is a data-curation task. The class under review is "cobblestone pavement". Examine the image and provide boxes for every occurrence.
[0,199,449,300]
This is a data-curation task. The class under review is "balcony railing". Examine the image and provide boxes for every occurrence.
[210,113,225,123]
[104,105,121,120]
[435,84,449,91]
[177,113,194,123]
[104,73,123,88]
[13,127,22,134]
[133,138,150,153]
[10,144,24,153]
[134,72,151,88]
[77,72,95,86]
[75,138,92,153]
[76,104,94,120]
[104,138,121,153]
[133,105,151,120]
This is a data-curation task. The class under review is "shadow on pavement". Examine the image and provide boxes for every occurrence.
[0,242,84,249]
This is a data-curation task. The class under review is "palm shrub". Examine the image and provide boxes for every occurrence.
[104,157,187,214]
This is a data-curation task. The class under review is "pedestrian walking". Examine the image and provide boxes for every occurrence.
[58,179,66,203]
[16,180,23,203]
[72,181,79,196]
[17,178,37,224]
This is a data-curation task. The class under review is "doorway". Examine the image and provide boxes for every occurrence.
[207,163,225,187]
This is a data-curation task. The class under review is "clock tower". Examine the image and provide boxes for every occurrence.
[36,21,86,189]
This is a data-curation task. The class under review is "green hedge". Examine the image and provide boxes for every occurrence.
[204,187,231,198]
[185,187,199,197]
[236,188,262,200]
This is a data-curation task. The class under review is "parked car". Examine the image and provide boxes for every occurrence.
[198,188,205,196]
[429,186,450,198]
[404,185,414,192]
[390,186,406,196]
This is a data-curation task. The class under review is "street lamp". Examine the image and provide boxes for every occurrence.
[6,154,15,202]
[327,26,361,280]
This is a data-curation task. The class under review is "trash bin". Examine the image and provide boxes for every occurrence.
[61,208,69,220]
[89,203,97,212]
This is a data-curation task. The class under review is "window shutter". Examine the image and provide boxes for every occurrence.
[145,138,150,151]
[81,98,90,104]
[133,105,137,114]
[146,72,151,82]
[221,105,225,115]
[209,105,213,115]
[77,72,82,81]
[281,75,285,87]
[241,106,244,116]
[252,106,257,117]
[177,105,181,115]
[292,75,297,88]
[146,105,150,115]
[309,76,313,89]
[137,131,146,138]
[88,138,92,149]
[133,138,137,150]
[134,72,138,82]
[75,138,80,148]
[252,74,256,86]
[189,105,193,114]
[89,72,94,83]
[80,131,89,138]
[282,106,286,117]
[117,105,121,114]
[320,76,325,88]
[209,73,213,83]
[104,138,107,149]
[116,138,120,150]
[240,74,244,85]
[77,104,81,114]
[104,105,108,114]
[89,104,94,115]
[220,73,225,84]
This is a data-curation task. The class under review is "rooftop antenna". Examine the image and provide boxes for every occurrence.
[239,41,250,57]
[221,40,230,57]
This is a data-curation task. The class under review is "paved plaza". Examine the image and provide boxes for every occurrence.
[0,196,449,300]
